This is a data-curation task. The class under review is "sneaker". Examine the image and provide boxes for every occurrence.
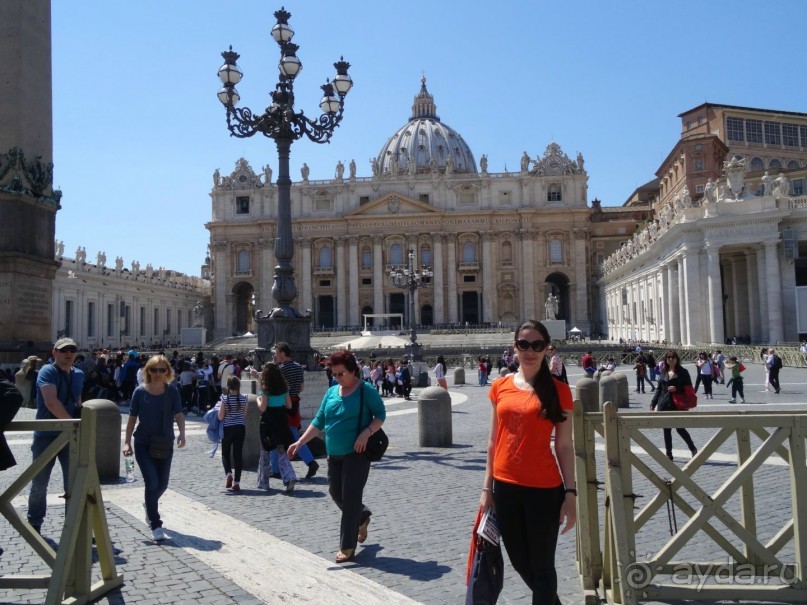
[151,527,166,541]
[741,398,746,403]
[666,452,674,461]
[231,483,240,492]
[729,399,736,404]
[690,448,697,458]
[306,461,320,479]
[285,479,296,494]
[225,474,233,489]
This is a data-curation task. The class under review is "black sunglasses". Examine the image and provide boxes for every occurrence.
[57,346,78,353]
[515,339,547,353]
[148,367,168,374]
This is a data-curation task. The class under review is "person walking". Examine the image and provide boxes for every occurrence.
[271,342,319,479]
[477,356,487,386]
[434,355,448,389]
[288,350,386,564]
[767,348,782,394]
[650,350,697,461]
[27,338,84,536]
[693,351,714,399]
[399,359,412,400]
[257,363,298,493]
[760,347,771,392]
[633,354,651,393]
[480,320,576,604]
[218,376,247,492]
[123,355,185,541]
[725,356,746,403]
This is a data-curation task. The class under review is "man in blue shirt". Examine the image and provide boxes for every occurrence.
[27,337,84,534]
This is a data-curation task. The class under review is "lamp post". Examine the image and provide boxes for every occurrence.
[389,248,432,361]
[217,6,352,365]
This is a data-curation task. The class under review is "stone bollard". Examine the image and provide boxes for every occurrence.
[418,386,452,447]
[82,399,121,483]
[613,372,630,408]
[242,394,262,470]
[575,377,599,413]
[453,367,465,385]
[599,374,618,411]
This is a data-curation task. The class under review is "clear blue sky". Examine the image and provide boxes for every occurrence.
[51,0,806,276]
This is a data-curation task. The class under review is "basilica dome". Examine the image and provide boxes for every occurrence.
[374,78,477,176]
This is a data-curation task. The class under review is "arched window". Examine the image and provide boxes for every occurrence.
[390,243,403,265]
[421,245,431,266]
[319,245,333,268]
[237,250,250,272]
[547,183,562,202]
[750,157,765,172]
[549,239,563,264]
[787,160,800,170]
[463,241,476,263]
[501,241,513,263]
[769,159,782,169]
[361,247,372,269]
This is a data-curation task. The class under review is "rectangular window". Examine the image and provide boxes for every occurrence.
[319,279,331,287]
[154,308,159,335]
[694,144,703,151]
[745,119,763,143]
[459,192,475,205]
[782,123,799,147]
[140,306,146,336]
[695,184,704,194]
[693,158,705,171]
[124,306,131,336]
[794,179,804,196]
[726,117,744,142]
[315,197,331,210]
[166,309,171,333]
[359,196,370,205]
[801,126,807,148]
[107,304,114,337]
[361,277,372,286]
[65,300,73,337]
[178,310,183,331]
[463,275,476,283]
[418,194,430,204]
[499,191,511,205]
[235,195,250,214]
[764,121,781,145]
[87,302,95,338]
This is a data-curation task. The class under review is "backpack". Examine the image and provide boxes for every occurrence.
[771,355,782,371]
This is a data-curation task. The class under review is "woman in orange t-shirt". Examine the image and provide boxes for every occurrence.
[480,320,576,604]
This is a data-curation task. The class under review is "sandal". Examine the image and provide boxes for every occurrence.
[357,517,371,543]
[335,549,355,564]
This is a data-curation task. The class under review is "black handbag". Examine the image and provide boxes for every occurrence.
[465,538,504,605]
[357,384,388,462]
[149,392,174,459]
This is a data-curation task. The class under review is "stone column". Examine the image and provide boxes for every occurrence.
[432,233,445,324]
[446,234,458,323]
[666,262,680,344]
[299,238,312,317]
[335,237,346,327]
[481,232,495,323]
[728,257,741,338]
[764,241,784,343]
[744,251,760,342]
[0,1,60,358]
[372,236,384,325]
[573,230,588,330]
[755,247,769,343]
[213,243,228,339]
[681,247,702,345]
[705,243,724,344]
[519,230,535,319]
[348,236,359,326]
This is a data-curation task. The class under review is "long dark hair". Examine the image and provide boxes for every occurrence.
[436,355,446,374]
[515,320,566,424]
[260,362,288,396]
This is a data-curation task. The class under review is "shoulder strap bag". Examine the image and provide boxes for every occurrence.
[357,383,389,462]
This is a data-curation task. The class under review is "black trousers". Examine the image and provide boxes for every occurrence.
[221,424,246,482]
[493,480,564,605]
[327,453,372,551]
[663,427,696,456]
[769,369,781,393]
[694,374,713,395]
[731,377,745,400]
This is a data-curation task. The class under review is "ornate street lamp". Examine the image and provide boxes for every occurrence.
[217,6,352,365]
[389,248,433,360]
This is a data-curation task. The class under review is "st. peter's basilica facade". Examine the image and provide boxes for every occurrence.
[206,79,597,340]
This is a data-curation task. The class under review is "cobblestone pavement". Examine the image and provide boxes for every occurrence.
[0,363,804,604]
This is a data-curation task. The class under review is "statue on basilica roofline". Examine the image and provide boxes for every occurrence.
[335,160,345,180]
[576,152,585,173]
[97,251,106,269]
[349,159,356,179]
[445,154,454,174]
[704,178,718,204]
[213,168,220,188]
[115,257,123,274]
[75,246,86,264]
[479,154,488,174]
[301,163,310,182]
[520,151,531,173]
[774,173,790,199]
[371,157,380,177]
[263,164,273,186]
[761,171,773,197]
[55,240,64,258]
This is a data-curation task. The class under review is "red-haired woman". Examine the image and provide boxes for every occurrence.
[288,350,386,564]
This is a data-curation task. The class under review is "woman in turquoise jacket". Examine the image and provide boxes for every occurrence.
[288,349,386,564]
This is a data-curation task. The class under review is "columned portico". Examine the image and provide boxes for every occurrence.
[446,234,458,324]
[348,236,359,326]
[764,241,784,343]
[372,236,384,325]
[335,237,346,327]
[520,230,535,319]
[755,247,769,343]
[744,251,760,342]
[705,243,724,345]
[432,233,445,324]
